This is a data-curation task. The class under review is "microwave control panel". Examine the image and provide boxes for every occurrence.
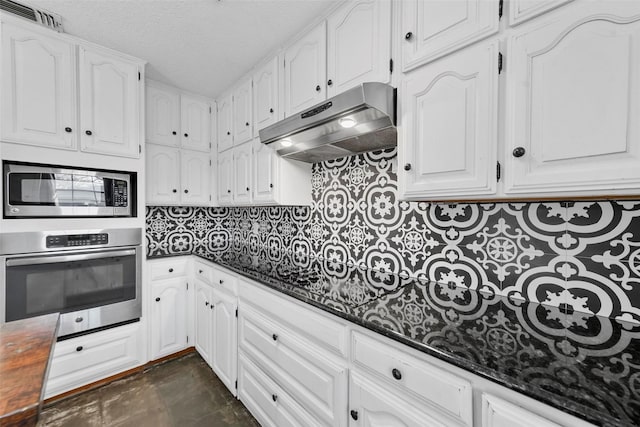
[46,233,109,248]
[113,180,128,207]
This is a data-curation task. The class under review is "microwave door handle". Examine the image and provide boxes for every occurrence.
[6,249,136,267]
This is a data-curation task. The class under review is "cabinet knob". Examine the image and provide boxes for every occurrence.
[272,394,278,402]
[269,183,273,188]
[65,127,72,133]
[392,368,402,380]
[184,189,189,194]
[405,31,413,40]
[245,122,249,126]
[172,131,177,135]
[184,133,188,137]
[199,269,203,274]
[327,79,333,86]
[512,147,526,158]
[350,410,359,420]
[227,189,231,193]
[85,130,92,136]
[315,85,321,92]
[169,268,174,273]
[75,317,83,323]
[205,301,209,306]
[210,304,214,310]
[404,163,412,171]
[219,279,224,284]
[272,333,278,341]
[155,297,161,302]
[76,346,83,352]
[172,189,177,193]
[269,108,274,113]
[246,187,250,191]
[227,131,231,135]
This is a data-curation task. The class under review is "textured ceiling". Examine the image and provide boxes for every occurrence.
[27,0,340,98]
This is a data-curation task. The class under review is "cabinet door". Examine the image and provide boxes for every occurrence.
[150,280,187,360]
[234,142,252,204]
[217,93,234,152]
[195,281,212,365]
[253,140,277,204]
[180,150,210,205]
[401,0,499,71]
[349,372,450,427]
[482,394,561,427]
[217,149,234,205]
[253,57,279,137]
[1,23,76,150]
[181,95,210,151]
[326,0,391,96]
[211,289,238,396]
[146,144,180,205]
[233,79,253,145]
[400,41,498,200]
[284,22,327,116]
[509,0,573,26]
[505,2,640,195]
[78,46,140,158]
[146,83,180,146]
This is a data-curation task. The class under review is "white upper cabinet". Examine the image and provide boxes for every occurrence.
[326,0,391,96]
[253,140,276,203]
[181,95,211,152]
[253,56,279,137]
[400,41,499,200]
[233,79,253,145]
[509,0,574,26]
[401,0,499,72]
[504,1,640,196]
[284,21,327,116]
[78,46,140,158]
[1,22,77,150]
[180,150,210,205]
[217,149,234,205]
[233,142,253,204]
[146,145,180,205]
[146,83,180,147]
[217,93,233,152]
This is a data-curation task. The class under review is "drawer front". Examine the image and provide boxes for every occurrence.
[482,394,562,427]
[239,280,348,356]
[149,257,189,280]
[45,323,143,398]
[213,267,237,295]
[238,353,321,427]
[194,259,213,284]
[239,305,348,426]
[352,331,473,426]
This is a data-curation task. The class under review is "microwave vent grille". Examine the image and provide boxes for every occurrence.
[0,0,63,32]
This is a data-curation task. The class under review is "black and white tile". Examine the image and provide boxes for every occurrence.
[146,148,640,322]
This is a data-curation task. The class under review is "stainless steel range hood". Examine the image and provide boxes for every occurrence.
[259,82,396,163]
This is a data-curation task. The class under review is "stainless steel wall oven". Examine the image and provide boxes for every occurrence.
[3,161,136,218]
[0,228,142,338]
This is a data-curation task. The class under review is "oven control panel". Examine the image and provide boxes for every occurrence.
[46,233,109,248]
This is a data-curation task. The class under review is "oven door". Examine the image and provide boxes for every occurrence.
[4,246,141,337]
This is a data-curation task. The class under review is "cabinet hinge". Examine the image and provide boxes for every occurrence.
[138,71,141,81]
[209,159,212,166]
[209,195,212,201]
[235,380,238,389]
[139,145,142,154]
[186,282,189,290]
[209,142,212,149]
[498,52,503,74]
[496,161,501,182]
[186,335,189,343]
[389,58,394,74]
[499,0,503,19]
[209,106,212,114]
[235,308,238,317]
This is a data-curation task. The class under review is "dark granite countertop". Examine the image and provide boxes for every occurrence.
[150,247,640,427]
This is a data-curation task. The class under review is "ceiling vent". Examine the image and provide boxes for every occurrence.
[0,0,63,32]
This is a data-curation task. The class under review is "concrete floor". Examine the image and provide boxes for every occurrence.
[38,353,259,427]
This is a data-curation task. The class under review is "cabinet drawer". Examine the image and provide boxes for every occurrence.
[213,267,237,295]
[238,353,321,427]
[45,323,143,398]
[352,331,472,427]
[239,280,348,356]
[149,257,189,280]
[482,394,562,427]
[194,259,213,284]
[239,305,348,426]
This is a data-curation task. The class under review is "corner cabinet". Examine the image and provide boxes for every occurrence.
[146,82,181,147]
[399,41,499,200]
[180,95,211,152]
[1,17,144,158]
[504,1,640,197]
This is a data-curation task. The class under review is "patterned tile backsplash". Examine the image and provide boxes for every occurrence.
[146,148,640,323]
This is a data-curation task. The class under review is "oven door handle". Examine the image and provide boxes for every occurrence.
[6,249,137,267]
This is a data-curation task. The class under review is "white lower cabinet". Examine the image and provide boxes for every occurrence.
[194,279,213,363]
[211,288,238,395]
[45,322,144,398]
[482,394,561,427]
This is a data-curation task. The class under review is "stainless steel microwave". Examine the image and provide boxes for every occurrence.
[3,161,135,218]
